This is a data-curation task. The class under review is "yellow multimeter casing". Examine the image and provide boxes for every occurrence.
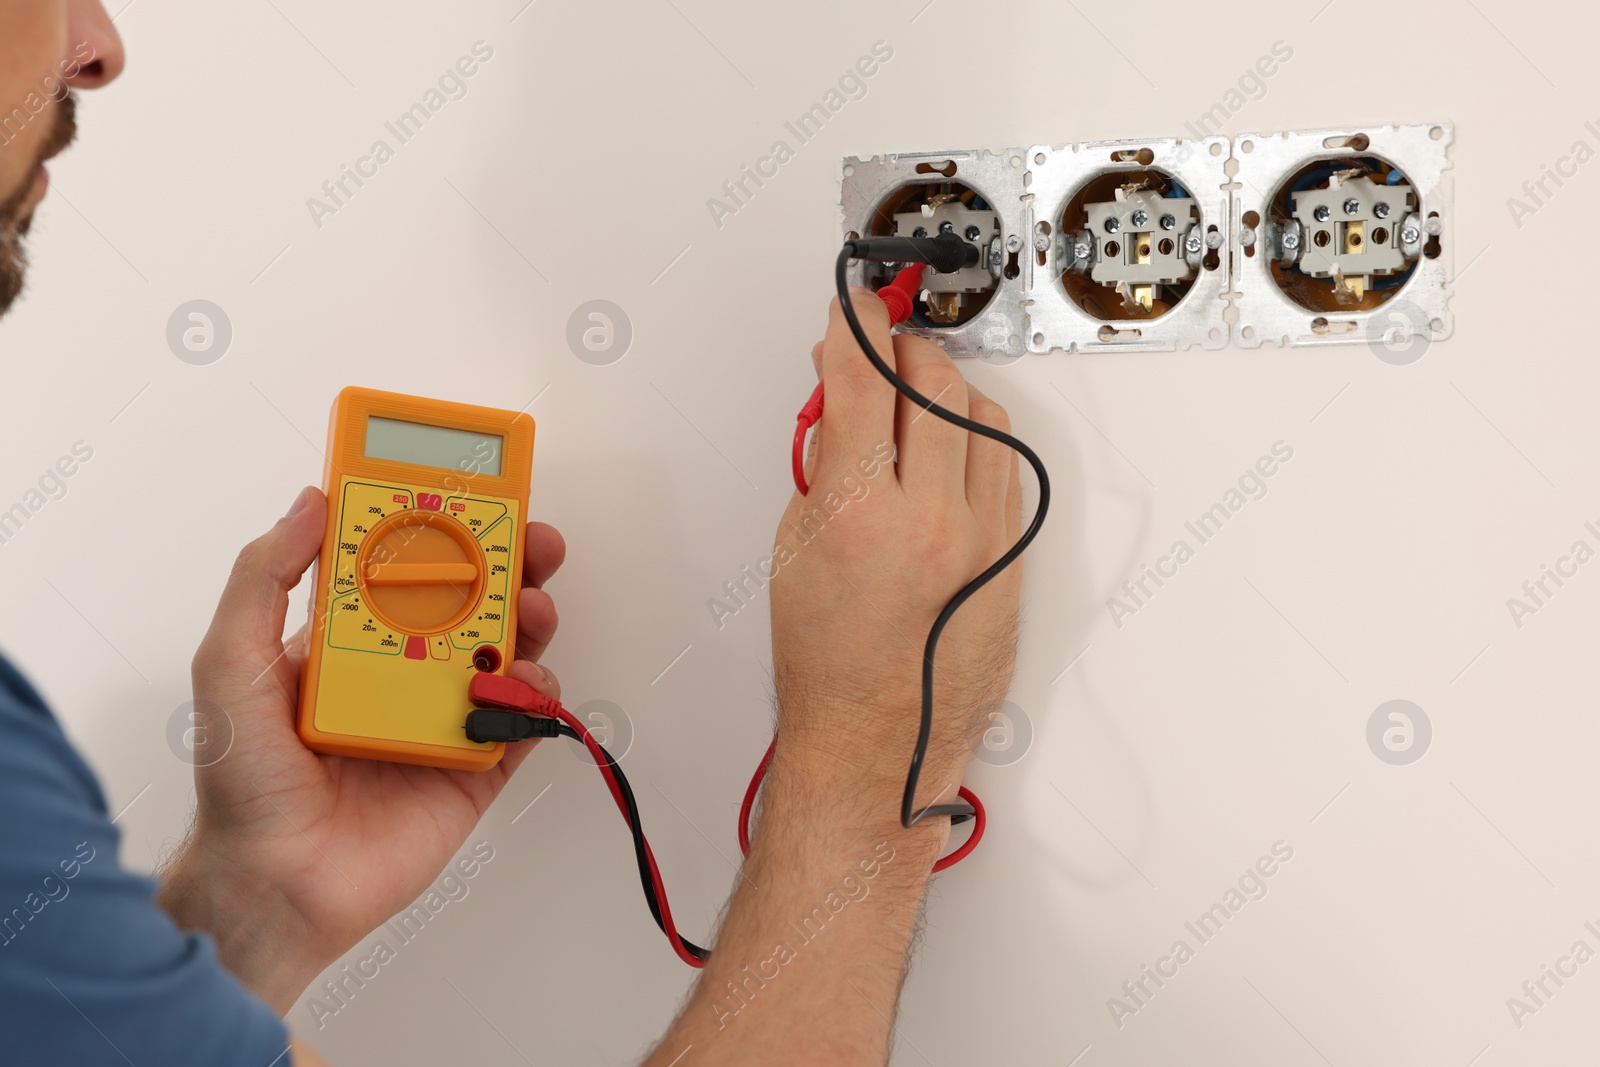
[297,387,535,771]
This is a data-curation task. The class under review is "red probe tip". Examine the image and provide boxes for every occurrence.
[875,263,926,326]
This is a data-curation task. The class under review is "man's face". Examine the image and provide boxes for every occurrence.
[0,93,76,314]
[0,0,123,315]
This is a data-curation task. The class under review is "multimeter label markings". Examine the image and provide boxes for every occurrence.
[326,589,403,655]
[444,494,507,533]
[451,514,511,651]
[333,482,415,596]
[324,481,418,655]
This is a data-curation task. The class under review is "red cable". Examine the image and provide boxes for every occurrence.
[737,738,775,856]
[937,787,985,872]
[470,665,987,967]
[569,700,983,965]
[467,675,709,969]
[792,382,824,495]
[735,739,984,873]
[555,704,707,969]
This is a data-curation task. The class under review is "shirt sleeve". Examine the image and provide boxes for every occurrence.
[0,655,293,1066]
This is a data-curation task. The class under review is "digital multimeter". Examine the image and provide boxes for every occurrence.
[297,387,535,771]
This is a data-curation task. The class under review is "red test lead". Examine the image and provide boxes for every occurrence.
[873,261,926,327]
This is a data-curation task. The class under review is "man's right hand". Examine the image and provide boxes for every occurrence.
[643,289,1025,1067]
[768,287,1024,828]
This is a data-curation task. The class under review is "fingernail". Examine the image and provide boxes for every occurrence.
[285,486,313,518]
[531,662,553,689]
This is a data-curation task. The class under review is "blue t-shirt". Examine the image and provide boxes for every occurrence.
[0,654,292,1065]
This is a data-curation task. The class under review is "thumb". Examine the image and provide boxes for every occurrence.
[198,486,327,670]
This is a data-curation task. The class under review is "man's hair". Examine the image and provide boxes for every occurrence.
[0,91,77,316]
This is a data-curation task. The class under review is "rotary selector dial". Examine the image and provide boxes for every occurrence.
[355,509,486,636]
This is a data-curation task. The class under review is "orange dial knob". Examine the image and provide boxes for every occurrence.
[355,509,485,636]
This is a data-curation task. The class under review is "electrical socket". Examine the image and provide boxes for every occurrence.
[1232,123,1453,350]
[839,123,1451,357]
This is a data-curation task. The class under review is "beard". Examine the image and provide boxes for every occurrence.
[0,90,78,317]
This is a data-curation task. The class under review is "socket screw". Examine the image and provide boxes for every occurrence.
[1131,209,1149,227]
[938,221,955,235]
[1374,202,1391,220]
[1073,241,1091,261]
[1160,214,1176,230]
[1314,205,1331,222]
[1033,233,1050,252]
[1185,233,1203,255]
[1104,217,1121,234]
[913,227,928,238]
[1343,198,1361,215]
[1005,234,1023,253]
[1401,226,1421,245]
[965,225,981,240]
[1282,229,1300,250]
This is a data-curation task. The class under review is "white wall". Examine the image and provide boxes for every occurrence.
[0,0,1593,1062]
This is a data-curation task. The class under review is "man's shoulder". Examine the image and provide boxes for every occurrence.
[0,651,292,1065]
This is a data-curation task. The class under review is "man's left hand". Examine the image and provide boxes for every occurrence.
[157,486,565,1012]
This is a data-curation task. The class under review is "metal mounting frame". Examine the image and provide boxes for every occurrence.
[1023,135,1232,354]
[839,148,1029,361]
[1230,123,1454,350]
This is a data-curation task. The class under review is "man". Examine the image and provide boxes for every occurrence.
[0,3,1023,1064]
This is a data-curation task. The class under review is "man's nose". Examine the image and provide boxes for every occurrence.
[64,0,126,89]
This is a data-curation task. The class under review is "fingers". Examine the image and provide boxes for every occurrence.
[515,522,563,661]
[962,381,1015,522]
[506,657,560,702]
[818,288,899,471]
[197,487,327,671]
[522,522,565,589]
[515,586,558,664]
[892,334,969,498]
